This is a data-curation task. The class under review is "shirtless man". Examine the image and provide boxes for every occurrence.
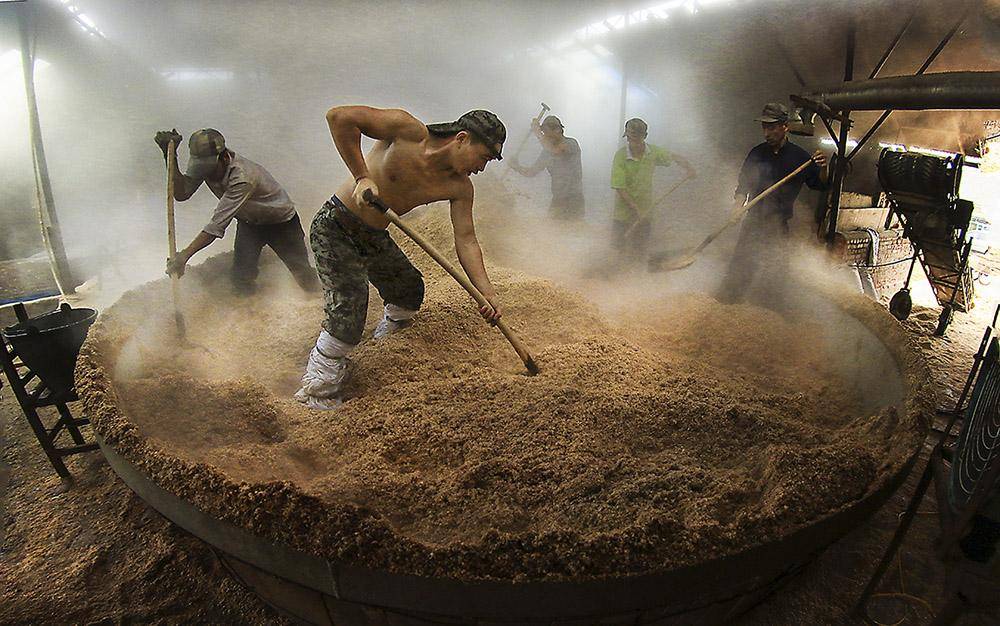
[295,107,506,410]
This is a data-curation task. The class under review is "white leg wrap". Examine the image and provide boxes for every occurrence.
[316,329,354,358]
[295,331,354,409]
[384,303,418,322]
[294,388,343,410]
[373,304,418,339]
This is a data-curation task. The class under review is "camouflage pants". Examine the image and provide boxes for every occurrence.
[310,195,424,346]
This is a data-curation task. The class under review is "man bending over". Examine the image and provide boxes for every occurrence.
[296,107,506,409]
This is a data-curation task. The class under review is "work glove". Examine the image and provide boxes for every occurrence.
[154,129,183,158]
[353,177,379,209]
[165,254,187,278]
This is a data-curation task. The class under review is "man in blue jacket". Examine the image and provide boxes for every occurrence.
[717,103,829,305]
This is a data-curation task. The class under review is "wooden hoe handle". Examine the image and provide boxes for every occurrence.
[166,140,186,338]
[363,190,539,375]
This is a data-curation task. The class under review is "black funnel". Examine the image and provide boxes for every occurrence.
[3,303,98,398]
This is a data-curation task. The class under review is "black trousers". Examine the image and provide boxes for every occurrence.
[232,214,320,293]
[611,217,652,255]
[550,193,585,221]
[716,212,790,306]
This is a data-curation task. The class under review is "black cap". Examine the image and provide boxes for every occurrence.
[186,128,227,181]
[755,102,789,124]
[427,110,506,160]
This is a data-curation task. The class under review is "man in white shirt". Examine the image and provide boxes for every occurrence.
[154,128,319,294]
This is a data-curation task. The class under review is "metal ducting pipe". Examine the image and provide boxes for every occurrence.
[803,71,1000,112]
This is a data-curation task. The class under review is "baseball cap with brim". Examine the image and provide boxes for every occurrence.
[427,110,506,160]
[541,115,563,130]
[755,102,789,124]
[623,117,648,137]
[185,128,226,180]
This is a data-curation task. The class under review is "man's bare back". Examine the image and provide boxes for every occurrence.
[334,133,472,230]
[324,106,504,321]
[296,105,507,410]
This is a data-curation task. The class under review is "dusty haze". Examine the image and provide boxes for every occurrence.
[2,0,998,306]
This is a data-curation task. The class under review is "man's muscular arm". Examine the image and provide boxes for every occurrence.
[325,106,426,180]
[450,185,501,324]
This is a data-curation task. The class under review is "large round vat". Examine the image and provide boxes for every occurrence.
[93,429,921,624]
[75,251,934,625]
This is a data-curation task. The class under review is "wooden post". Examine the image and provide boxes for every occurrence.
[617,13,630,138]
[824,20,856,245]
[18,3,76,295]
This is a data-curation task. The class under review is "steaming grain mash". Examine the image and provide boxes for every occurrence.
[18,2,999,621]
[77,203,929,581]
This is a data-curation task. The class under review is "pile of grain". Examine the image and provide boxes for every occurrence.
[76,196,932,582]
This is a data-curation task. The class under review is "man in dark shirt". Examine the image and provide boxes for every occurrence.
[717,102,829,305]
[509,116,585,220]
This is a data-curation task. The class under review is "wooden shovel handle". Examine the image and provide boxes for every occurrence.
[166,141,186,337]
[694,157,816,255]
[363,191,539,375]
[166,140,178,259]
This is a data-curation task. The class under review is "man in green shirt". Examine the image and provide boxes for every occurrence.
[610,118,695,253]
